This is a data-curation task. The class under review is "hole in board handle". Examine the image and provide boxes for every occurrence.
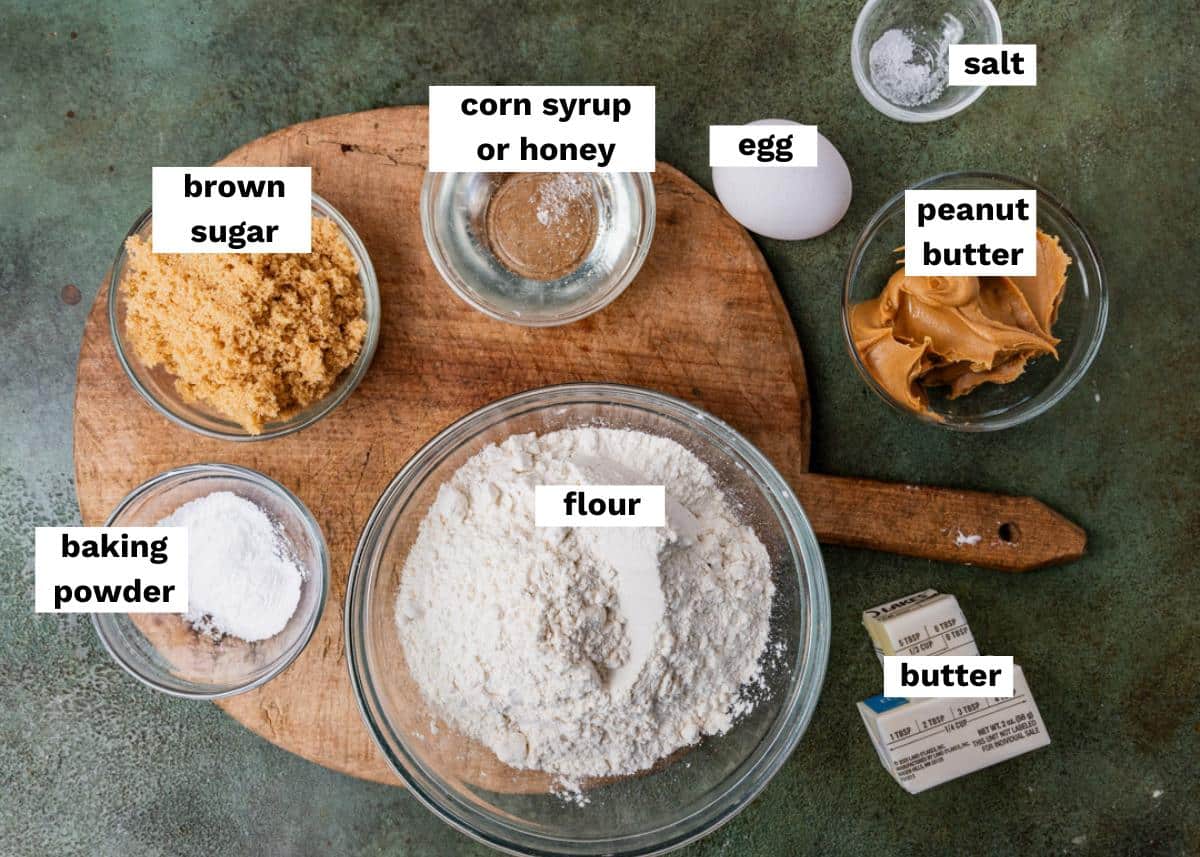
[998,522,1021,544]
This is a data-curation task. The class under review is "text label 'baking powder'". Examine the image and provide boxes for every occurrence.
[428,86,655,172]
[151,166,312,253]
[35,527,188,613]
[905,189,1037,276]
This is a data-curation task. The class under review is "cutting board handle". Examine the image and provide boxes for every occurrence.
[792,473,1086,572]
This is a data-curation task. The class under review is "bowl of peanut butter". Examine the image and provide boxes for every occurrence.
[842,172,1108,430]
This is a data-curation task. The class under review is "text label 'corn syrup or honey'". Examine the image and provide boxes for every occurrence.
[428,86,655,172]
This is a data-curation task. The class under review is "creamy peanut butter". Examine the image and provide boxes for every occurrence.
[850,230,1071,415]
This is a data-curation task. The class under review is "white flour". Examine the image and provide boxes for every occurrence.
[159,491,303,642]
[395,428,774,787]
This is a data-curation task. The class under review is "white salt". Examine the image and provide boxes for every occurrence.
[159,491,303,642]
[869,14,964,108]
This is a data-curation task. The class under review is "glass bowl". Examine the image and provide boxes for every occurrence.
[108,193,380,441]
[851,0,1002,123]
[91,463,329,699]
[346,383,830,856]
[421,172,655,326]
[842,172,1108,431]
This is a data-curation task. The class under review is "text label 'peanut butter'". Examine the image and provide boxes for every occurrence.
[905,189,1037,276]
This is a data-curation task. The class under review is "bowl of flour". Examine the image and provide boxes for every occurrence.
[346,384,829,855]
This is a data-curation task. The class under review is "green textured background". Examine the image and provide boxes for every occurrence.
[2,1,1197,854]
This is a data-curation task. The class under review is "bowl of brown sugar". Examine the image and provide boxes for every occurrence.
[421,171,655,326]
[109,193,380,440]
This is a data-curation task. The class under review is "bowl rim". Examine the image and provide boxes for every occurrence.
[850,0,1002,123]
[90,462,330,700]
[107,192,381,441]
[840,170,1109,431]
[419,172,657,327]
[344,382,830,856]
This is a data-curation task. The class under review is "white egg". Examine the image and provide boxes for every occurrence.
[712,119,853,240]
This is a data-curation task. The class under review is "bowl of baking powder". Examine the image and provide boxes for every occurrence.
[92,463,328,699]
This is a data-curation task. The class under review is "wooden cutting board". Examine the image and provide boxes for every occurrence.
[73,106,1084,785]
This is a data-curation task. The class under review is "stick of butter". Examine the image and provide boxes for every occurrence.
[857,665,1050,794]
[862,589,979,662]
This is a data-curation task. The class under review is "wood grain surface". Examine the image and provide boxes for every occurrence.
[73,106,1084,786]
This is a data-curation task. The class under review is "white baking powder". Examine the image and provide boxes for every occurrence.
[159,491,303,642]
[395,428,774,787]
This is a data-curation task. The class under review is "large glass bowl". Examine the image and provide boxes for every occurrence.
[91,463,329,699]
[346,383,829,856]
[108,193,380,440]
[842,172,1108,431]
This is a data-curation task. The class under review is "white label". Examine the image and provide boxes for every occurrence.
[884,655,1014,698]
[950,44,1038,86]
[428,85,655,172]
[535,486,666,527]
[151,166,312,253]
[905,189,1037,276]
[35,527,188,613]
[708,124,817,167]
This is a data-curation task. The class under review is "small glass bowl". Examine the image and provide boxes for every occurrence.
[421,172,655,326]
[346,383,830,856]
[842,172,1108,431]
[851,0,1002,123]
[108,193,380,441]
[91,463,329,699]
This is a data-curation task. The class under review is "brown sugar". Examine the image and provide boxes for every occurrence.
[120,217,367,434]
[485,172,598,280]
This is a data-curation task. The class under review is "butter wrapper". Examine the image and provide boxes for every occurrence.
[863,589,979,663]
[857,665,1050,794]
